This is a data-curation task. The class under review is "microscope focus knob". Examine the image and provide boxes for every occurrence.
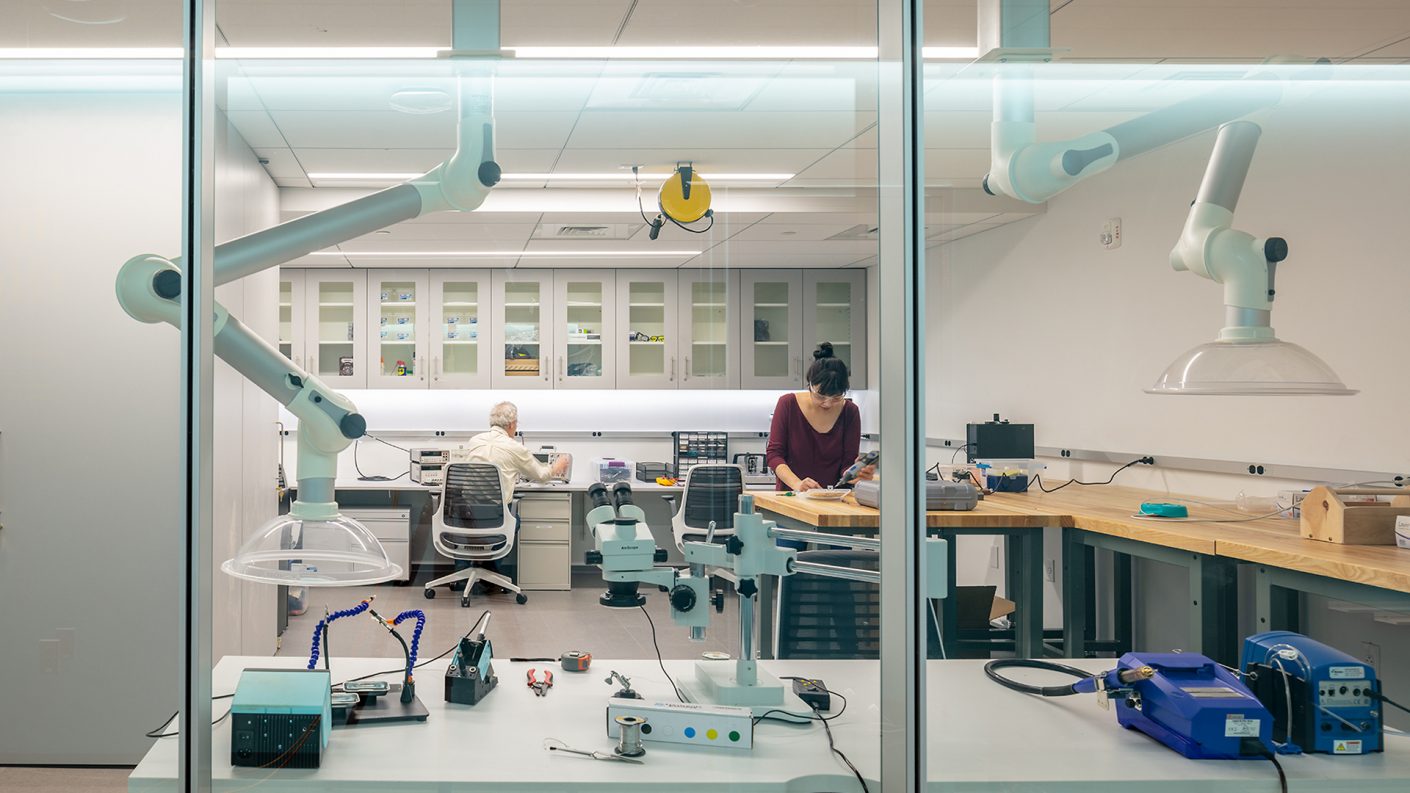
[711,589,726,613]
[669,585,697,613]
[585,550,603,565]
[725,536,744,555]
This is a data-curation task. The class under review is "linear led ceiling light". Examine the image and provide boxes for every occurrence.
[0,46,977,60]
[306,172,794,183]
[310,250,700,257]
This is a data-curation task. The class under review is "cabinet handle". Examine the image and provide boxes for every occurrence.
[433,355,440,381]
[418,356,425,381]
[684,355,690,381]
[558,355,564,381]
[542,357,548,382]
[669,356,675,382]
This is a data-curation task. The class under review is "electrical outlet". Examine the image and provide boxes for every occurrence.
[1361,641,1381,670]
[1100,217,1122,249]
[1044,560,1057,582]
[989,546,1000,569]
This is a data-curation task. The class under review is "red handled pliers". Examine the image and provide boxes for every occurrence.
[527,668,554,696]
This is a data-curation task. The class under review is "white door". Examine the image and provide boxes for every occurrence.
[739,270,803,390]
[366,269,429,389]
[303,270,368,388]
[803,269,868,389]
[553,270,616,389]
[677,268,739,389]
[615,270,679,389]
[429,271,491,389]
[278,269,306,371]
[491,270,554,389]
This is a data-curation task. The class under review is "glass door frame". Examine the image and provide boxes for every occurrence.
[553,269,616,389]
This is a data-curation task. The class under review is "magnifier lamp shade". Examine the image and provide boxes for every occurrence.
[1147,338,1357,396]
[222,513,403,586]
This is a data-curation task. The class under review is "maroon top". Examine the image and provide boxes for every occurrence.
[765,393,861,491]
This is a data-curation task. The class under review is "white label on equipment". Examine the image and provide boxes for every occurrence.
[1225,716,1260,738]
[1334,739,1363,754]
[1182,685,1242,699]
[1329,666,1366,680]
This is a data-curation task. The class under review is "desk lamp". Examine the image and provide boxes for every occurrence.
[115,73,502,585]
[982,61,1352,395]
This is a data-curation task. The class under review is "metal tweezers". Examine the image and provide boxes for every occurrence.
[543,738,644,765]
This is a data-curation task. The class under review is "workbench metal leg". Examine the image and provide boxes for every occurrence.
[1062,529,1090,658]
[1006,533,1044,658]
[1113,553,1133,655]
[1190,555,1238,666]
[1254,566,1301,634]
[938,529,959,658]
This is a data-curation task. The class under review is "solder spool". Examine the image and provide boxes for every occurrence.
[614,715,647,757]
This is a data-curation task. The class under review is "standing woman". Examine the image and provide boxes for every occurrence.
[766,342,875,492]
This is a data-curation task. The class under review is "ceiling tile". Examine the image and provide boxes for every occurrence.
[227,109,287,148]
[568,110,875,150]
[252,147,304,179]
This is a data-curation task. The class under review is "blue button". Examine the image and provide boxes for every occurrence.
[684,727,696,739]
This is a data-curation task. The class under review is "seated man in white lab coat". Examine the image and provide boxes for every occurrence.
[455,401,571,592]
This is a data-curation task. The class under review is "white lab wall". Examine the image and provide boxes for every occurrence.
[0,95,278,764]
[924,90,1410,692]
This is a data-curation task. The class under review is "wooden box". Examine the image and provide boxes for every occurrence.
[1300,486,1410,545]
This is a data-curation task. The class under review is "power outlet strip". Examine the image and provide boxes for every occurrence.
[606,698,755,750]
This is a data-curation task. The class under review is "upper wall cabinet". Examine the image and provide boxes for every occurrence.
[303,270,367,388]
[740,270,804,390]
[555,270,616,389]
[429,271,491,389]
[803,269,867,389]
[491,270,554,389]
[366,270,428,389]
[678,269,739,389]
[279,270,306,372]
[615,271,679,389]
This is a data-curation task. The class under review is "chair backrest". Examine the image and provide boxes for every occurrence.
[672,464,744,551]
[434,463,514,561]
[776,550,879,660]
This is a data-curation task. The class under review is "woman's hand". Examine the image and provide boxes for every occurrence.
[850,464,877,483]
[795,477,823,492]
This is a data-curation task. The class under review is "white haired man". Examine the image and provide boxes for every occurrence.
[454,401,571,593]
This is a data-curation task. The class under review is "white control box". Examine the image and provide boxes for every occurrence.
[606,698,754,750]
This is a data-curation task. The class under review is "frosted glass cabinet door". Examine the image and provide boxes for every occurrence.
[366,270,429,389]
[303,270,367,388]
[429,271,491,389]
[615,271,678,389]
[677,269,739,389]
[803,269,867,389]
[278,270,306,371]
[554,270,616,389]
[739,270,803,390]
[492,270,554,389]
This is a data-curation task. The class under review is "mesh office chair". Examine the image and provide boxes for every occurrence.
[423,462,528,607]
[776,550,880,659]
[667,463,744,552]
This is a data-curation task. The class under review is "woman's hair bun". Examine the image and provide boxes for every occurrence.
[813,341,835,360]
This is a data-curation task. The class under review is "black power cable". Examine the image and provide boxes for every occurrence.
[639,605,685,702]
[752,678,867,793]
[1371,690,1410,717]
[353,435,410,482]
[983,658,1094,697]
[1031,456,1153,493]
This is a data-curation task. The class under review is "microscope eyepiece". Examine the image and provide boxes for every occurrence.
[611,481,635,508]
[587,482,611,508]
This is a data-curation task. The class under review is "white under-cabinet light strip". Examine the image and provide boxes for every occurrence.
[0,46,978,61]
[310,251,700,258]
[306,172,795,182]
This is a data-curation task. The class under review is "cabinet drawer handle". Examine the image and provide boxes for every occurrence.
[542,357,548,381]
[670,356,675,382]
[684,355,690,381]
[433,355,440,381]
[418,355,425,381]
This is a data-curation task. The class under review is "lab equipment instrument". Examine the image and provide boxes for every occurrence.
[230,669,331,769]
[613,715,648,758]
[587,485,949,716]
[410,448,448,465]
[1140,502,1190,518]
[116,71,501,585]
[411,461,443,486]
[965,415,1034,462]
[853,479,978,511]
[445,612,498,706]
[985,652,1276,760]
[734,453,774,486]
[606,698,754,750]
[560,650,592,672]
[834,450,879,488]
[1241,631,1383,755]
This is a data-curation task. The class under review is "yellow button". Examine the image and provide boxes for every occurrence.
[706,729,718,741]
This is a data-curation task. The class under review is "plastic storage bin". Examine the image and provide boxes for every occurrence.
[594,458,634,484]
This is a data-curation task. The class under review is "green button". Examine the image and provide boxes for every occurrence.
[729,731,741,742]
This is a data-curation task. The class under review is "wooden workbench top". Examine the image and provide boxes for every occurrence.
[750,490,1062,530]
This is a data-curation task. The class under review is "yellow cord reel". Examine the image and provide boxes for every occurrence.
[646,164,714,239]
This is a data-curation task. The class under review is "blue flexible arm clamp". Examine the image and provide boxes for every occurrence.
[307,599,372,670]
